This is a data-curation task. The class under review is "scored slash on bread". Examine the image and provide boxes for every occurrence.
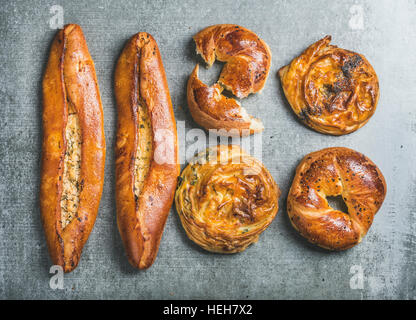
[40,24,106,273]
[187,24,272,136]
[114,32,180,269]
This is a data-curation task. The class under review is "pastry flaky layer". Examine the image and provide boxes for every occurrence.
[175,145,280,253]
[187,24,271,136]
[40,24,106,272]
[287,147,386,250]
[114,32,179,269]
[279,36,379,135]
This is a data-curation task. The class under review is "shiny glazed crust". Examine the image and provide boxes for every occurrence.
[114,33,179,269]
[187,24,271,136]
[194,24,272,98]
[279,36,379,135]
[40,24,106,272]
[175,145,280,253]
[187,64,264,136]
[287,147,386,250]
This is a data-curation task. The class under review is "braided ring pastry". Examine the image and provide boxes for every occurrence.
[175,145,280,253]
[279,36,379,135]
[287,147,386,250]
[187,24,272,136]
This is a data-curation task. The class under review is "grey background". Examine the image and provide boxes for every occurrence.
[0,0,415,300]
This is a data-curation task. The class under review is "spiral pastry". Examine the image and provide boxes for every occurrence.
[187,24,272,136]
[279,36,379,135]
[175,145,280,253]
[194,24,272,98]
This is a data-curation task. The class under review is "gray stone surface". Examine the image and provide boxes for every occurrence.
[0,0,415,300]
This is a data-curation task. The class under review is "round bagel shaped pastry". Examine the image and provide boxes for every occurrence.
[279,36,379,135]
[287,147,386,250]
[187,24,272,136]
[175,145,280,253]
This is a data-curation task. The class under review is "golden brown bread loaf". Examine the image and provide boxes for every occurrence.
[279,36,379,135]
[187,24,272,136]
[40,24,106,272]
[175,145,280,253]
[114,32,179,269]
[287,147,386,250]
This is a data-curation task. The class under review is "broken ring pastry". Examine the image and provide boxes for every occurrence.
[187,24,272,136]
[175,145,280,253]
[279,36,379,135]
[287,147,386,250]
[115,33,180,269]
[40,24,106,272]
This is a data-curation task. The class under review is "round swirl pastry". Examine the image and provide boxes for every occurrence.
[187,24,272,136]
[187,65,264,136]
[287,147,386,250]
[194,24,271,98]
[279,36,379,135]
[175,145,280,253]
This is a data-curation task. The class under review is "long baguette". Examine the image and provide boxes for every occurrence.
[40,24,106,273]
[114,33,179,269]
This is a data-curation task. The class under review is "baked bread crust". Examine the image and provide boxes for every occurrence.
[287,147,386,250]
[194,24,272,98]
[187,24,271,136]
[40,24,106,272]
[175,145,280,253]
[114,33,179,269]
[187,64,264,136]
[279,36,379,135]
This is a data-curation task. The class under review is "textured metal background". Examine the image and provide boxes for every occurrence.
[0,0,415,299]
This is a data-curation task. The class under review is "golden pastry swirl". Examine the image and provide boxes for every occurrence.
[279,36,379,135]
[187,24,271,136]
[175,145,280,253]
[194,24,272,98]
